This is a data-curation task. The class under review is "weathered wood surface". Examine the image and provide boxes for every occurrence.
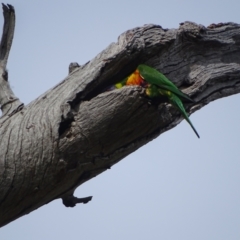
[0,18,240,227]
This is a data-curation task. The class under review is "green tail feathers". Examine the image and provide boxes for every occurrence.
[169,93,200,138]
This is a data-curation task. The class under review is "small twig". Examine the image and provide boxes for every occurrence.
[0,4,23,116]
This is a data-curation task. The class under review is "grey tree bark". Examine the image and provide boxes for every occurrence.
[0,4,240,227]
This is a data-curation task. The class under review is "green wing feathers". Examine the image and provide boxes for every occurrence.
[111,64,199,138]
[138,64,194,103]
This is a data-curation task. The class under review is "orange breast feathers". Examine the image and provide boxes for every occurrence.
[126,69,144,86]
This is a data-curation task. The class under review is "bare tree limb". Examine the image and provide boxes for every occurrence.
[0,4,23,116]
[0,3,15,67]
[0,6,239,227]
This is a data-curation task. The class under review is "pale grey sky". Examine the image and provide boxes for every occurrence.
[1,1,240,239]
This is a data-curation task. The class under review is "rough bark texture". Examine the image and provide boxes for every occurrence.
[0,13,240,227]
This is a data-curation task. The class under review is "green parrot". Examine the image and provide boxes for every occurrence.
[114,64,200,138]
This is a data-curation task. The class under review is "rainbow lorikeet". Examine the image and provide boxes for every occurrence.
[114,64,200,138]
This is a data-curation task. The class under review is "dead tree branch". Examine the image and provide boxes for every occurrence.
[0,4,23,116]
[0,4,239,227]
